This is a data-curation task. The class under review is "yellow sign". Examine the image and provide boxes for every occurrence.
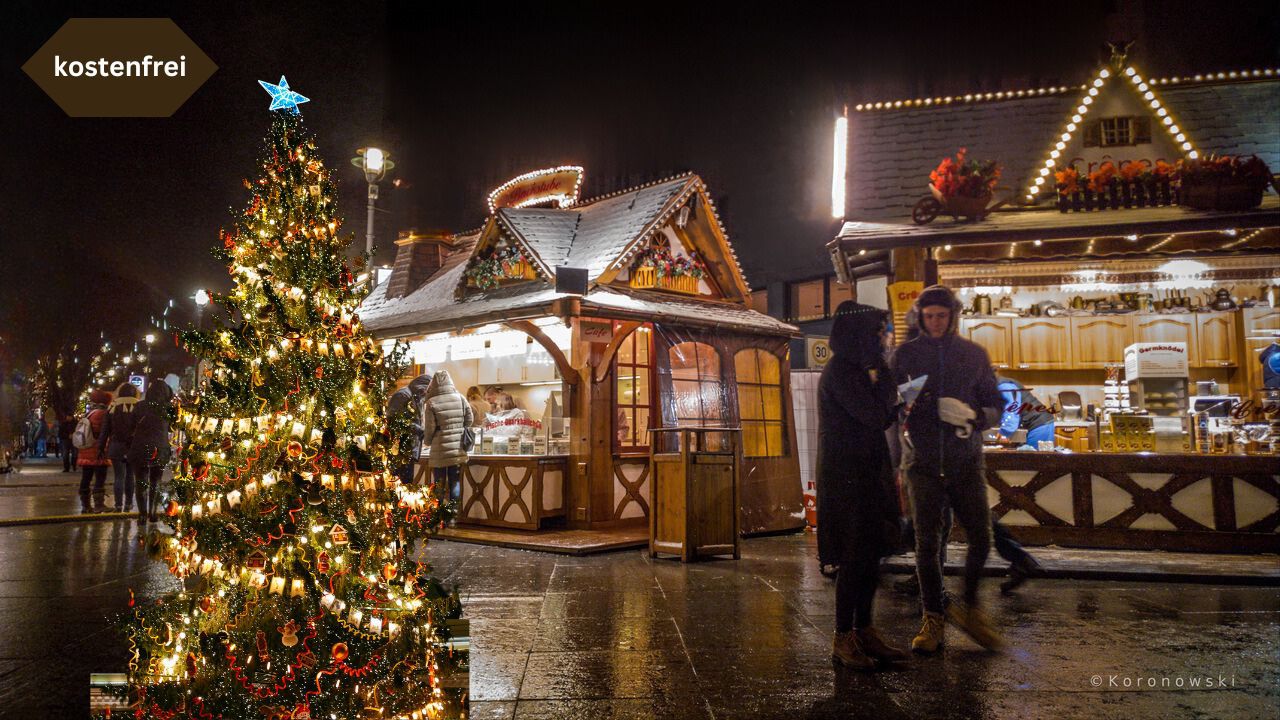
[806,337,832,368]
[887,281,924,345]
[488,166,584,214]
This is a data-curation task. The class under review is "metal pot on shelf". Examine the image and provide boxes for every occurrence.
[973,294,992,315]
[1211,288,1237,311]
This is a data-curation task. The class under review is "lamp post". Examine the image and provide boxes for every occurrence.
[351,147,395,262]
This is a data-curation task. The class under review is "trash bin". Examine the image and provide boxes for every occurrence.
[648,427,741,562]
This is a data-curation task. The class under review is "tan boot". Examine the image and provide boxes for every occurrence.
[832,630,876,670]
[911,611,946,654]
[945,600,1004,651]
[856,626,910,663]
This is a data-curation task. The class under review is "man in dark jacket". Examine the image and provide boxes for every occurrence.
[99,384,142,512]
[59,412,78,472]
[386,373,431,484]
[890,285,1004,653]
[128,381,174,523]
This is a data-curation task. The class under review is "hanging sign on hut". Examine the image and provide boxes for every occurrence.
[579,320,613,344]
[488,166,584,213]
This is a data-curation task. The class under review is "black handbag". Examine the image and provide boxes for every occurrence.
[460,426,476,452]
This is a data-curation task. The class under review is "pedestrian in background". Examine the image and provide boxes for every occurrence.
[386,372,432,485]
[76,389,113,513]
[59,411,78,472]
[891,285,1005,653]
[818,301,910,670]
[422,370,473,509]
[128,381,174,524]
[466,386,490,430]
[99,383,141,513]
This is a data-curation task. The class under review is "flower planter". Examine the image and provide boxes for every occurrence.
[630,266,657,289]
[661,275,699,294]
[502,259,536,280]
[1179,178,1265,211]
[630,266,699,294]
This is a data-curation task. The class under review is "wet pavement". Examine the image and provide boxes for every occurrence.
[1,460,1277,718]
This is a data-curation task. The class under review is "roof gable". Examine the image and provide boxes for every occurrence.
[844,67,1280,222]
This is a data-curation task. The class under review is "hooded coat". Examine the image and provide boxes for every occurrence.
[816,301,902,564]
[421,370,474,468]
[99,383,141,462]
[888,285,1002,472]
[387,373,432,437]
[127,381,175,469]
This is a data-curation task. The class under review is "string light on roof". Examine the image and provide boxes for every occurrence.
[851,67,1279,114]
[1024,63,1205,201]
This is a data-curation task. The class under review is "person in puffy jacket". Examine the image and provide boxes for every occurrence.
[421,370,473,504]
[77,388,113,512]
[98,383,141,512]
[127,380,174,524]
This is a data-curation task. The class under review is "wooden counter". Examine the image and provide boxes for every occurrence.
[982,451,1279,553]
[449,455,568,530]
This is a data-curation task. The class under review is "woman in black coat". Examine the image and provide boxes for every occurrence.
[818,301,909,669]
[128,381,174,523]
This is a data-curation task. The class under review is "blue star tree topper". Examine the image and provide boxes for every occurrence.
[258,75,310,113]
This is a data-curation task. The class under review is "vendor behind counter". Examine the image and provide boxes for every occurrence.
[996,377,1055,448]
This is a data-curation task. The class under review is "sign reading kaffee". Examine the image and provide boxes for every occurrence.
[22,18,216,117]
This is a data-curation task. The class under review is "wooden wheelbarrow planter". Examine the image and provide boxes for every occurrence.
[912,185,1013,225]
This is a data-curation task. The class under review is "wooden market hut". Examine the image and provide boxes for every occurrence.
[361,172,805,542]
[826,52,1280,553]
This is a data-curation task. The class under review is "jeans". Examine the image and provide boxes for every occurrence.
[79,466,108,511]
[433,465,461,503]
[135,464,164,521]
[61,439,76,471]
[908,462,991,614]
[112,460,134,510]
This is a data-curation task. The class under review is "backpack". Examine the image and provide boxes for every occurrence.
[71,414,98,449]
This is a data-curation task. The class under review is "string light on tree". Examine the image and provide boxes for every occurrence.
[113,77,463,720]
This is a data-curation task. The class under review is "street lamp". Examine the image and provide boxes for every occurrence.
[351,147,395,260]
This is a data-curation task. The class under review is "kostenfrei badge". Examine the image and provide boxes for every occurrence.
[22,18,217,117]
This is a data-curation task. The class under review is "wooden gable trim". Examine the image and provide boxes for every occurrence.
[595,176,700,286]
[678,188,750,303]
[494,210,556,280]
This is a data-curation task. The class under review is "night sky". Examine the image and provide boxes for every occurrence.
[4,0,1278,363]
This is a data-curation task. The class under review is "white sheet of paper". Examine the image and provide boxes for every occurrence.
[898,375,928,406]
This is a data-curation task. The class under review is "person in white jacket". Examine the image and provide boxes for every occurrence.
[422,370,473,505]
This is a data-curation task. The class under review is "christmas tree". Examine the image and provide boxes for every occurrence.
[117,80,464,720]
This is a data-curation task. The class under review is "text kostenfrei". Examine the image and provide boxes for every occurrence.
[53,54,187,78]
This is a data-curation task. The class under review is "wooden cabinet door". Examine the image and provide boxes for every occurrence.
[1070,316,1133,368]
[1242,307,1280,394]
[1133,315,1198,365]
[1195,312,1238,367]
[1012,318,1072,369]
[960,317,1013,369]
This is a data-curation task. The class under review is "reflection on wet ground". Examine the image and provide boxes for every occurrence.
[1,510,1276,719]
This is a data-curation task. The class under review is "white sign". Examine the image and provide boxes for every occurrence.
[128,375,146,392]
[806,337,832,368]
[1124,342,1189,379]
